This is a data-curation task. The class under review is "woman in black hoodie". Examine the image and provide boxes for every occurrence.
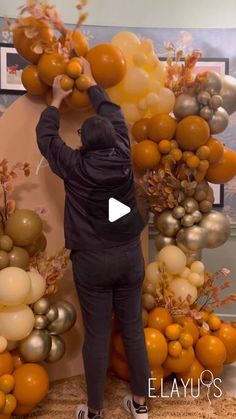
[36,58,150,419]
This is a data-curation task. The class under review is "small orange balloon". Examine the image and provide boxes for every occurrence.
[60,74,75,91]
[0,352,14,376]
[206,147,236,184]
[0,374,15,394]
[168,341,182,358]
[13,363,49,406]
[132,140,161,170]
[0,391,6,411]
[65,88,91,110]
[196,145,210,160]
[38,52,67,86]
[132,118,150,142]
[13,403,35,415]
[176,116,210,151]
[111,352,130,381]
[147,114,177,142]
[158,140,171,154]
[176,357,204,385]
[214,323,236,364]
[11,351,24,370]
[163,346,195,373]
[195,335,226,368]
[170,148,182,162]
[165,323,182,341]
[22,65,48,95]
[86,44,126,88]
[2,394,17,415]
[179,333,194,349]
[66,60,82,79]
[150,366,164,390]
[186,155,200,169]
[176,318,199,346]
[144,328,168,368]
[75,75,92,91]
[147,307,173,333]
[206,137,224,164]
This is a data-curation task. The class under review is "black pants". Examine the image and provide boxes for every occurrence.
[71,239,151,410]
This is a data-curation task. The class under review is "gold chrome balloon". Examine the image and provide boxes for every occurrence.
[46,306,59,323]
[154,234,176,251]
[45,335,65,363]
[33,297,51,315]
[47,301,77,335]
[199,211,230,248]
[208,107,229,134]
[173,93,199,120]
[176,226,207,252]
[19,329,51,362]
[154,210,181,237]
[34,315,49,330]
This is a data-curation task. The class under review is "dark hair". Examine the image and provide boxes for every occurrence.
[80,115,117,154]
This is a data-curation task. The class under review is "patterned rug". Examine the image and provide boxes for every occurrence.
[14,374,236,419]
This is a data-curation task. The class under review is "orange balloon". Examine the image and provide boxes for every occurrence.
[206,147,236,184]
[132,118,150,142]
[150,366,164,390]
[111,352,130,381]
[0,374,15,394]
[22,65,48,95]
[75,75,92,91]
[204,365,223,380]
[13,363,49,406]
[11,351,24,370]
[176,357,204,385]
[206,137,224,164]
[13,403,35,415]
[70,31,89,57]
[13,17,53,64]
[132,140,161,170]
[176,116,210,151]
[65,88,91,110]
[214,323,236,364]
[0,414,10,419]
[113,333,126,361]
[175,318,199,346]
[60,75,75,91]
[38,53,67,86]
[66,60,82,79]
[147,114,177,142]
[0,352,14,376]
[147,307,173,333]
[195,335,226,368]
[86,44,126,88]
[163,346,195,373]
[144,328,168,368]
[2,394,17,415]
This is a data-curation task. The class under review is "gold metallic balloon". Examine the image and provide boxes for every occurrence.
[208,107,229,134]
[47,301,77,335]
[199,200,213,213]
[154,234,176,251]
[9,246,30,270]
[154,210,181,237]
[220,75,236,115]
[176,226,207,252]
[192,210,202,224]
[19,329,52,362]
[185,250,202,266]
[197,91,211,106]
[173,93,199,119]
[45,335,65,363]
[183,198,199,214]
[5,209,43,247]
[172,206,185,220]
[181,214,194,227]
[33,297,51,315]
[142,293,156,311]
[25,234,47,257]
[0,250,9,269]
[0,235,13,252]
[34,315,49,330]
[209,95,223,110]
[199,211,230,248]
[46,306,58,323]
[203,71,222,95]
[200,106,213,121]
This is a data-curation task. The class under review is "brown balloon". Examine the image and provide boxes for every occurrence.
[9,246,30,269]
[5,209,43,246]
[0,250,10,269]
[25,234,47,256]
[0,235,14,252]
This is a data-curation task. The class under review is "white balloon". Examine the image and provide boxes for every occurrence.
[0,336,7,353]
[24,271,46,304]
[0,304,35,341]
[157,245,187,275]
[169,278,198,305]
[0,267,31,306]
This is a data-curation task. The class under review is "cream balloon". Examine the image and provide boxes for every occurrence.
[190,261,205,274]
[122,67,149,98]
[0,304,35,341]
[169,278,198,305]
[24,271,46,305]
[148,87,175,115]
[122,102,143,123]
[188,272,204,287]
[181,267,191,278]
[157,245,187,275]
[145,261,160,283]
[0,267,31,306]
[0,336,7,353]
[112,31,141,58]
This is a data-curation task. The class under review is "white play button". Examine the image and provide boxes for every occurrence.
[108,198,131,223]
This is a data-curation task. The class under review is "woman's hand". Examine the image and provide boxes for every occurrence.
[51,75,72,109]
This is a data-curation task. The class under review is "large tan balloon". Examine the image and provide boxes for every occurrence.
[0,267,31,306]
[9,246,30,270]
[5,209,43,246]
[24,271,46,305]
[169,278,198,305]
[156,245,186,275]
[0,305,35,341]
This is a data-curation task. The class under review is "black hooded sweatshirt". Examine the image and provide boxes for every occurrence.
[36,85,145,250]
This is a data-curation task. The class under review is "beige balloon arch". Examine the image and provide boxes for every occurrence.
[0,94,148,381]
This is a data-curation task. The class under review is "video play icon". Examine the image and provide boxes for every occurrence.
[108,198,131,223]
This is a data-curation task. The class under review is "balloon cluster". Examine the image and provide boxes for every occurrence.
[19,298,76,363]
[107,32,175,123]
[0,350,49,416]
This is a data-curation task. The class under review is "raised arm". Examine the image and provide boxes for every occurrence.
[36,76,78,180]
[82,58,130,156]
